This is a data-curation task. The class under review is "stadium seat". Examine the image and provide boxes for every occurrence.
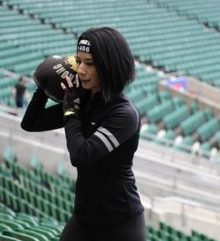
[199,142,210,158]
[2,230,39,241]
[147,100,174,123]
[154,129,175,146]
[140,124,158,141]
[174,136,193,153]
[164,105,190,129]
[180,111,207,136]
[0,234,22,241]
[0,224,13,234]
[3,146,16,164]
[197,118,220,142]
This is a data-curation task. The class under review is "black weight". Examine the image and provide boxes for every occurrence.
[33,55,77,103]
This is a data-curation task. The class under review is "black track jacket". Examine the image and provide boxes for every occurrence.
[21,88,144,226]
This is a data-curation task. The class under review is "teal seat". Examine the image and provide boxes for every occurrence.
[154,130,175,146]
[197,118,219,142]
[14,229,49,241]
[15,213,39,226]
[180,111,206,136]
[199,142,210,158]
[147,100,174,123]
[3,147,16,164]
[0,223,13,234]
[0,234,21,241]
[140,124,158,140]
[30,155,42,171]
[164,105,190,129]
[2,230,39,241]
[0,219,23,231]
[0,213,14,221]
[24,227,55,240]
[174,136,193,153]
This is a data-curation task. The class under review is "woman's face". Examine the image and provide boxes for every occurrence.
[76,51,101,94]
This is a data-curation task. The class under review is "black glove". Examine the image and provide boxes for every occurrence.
[63,85,80,121]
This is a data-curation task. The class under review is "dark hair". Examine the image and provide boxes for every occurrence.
[77,27,135,101]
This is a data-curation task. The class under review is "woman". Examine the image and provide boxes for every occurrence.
[21,27,146,241]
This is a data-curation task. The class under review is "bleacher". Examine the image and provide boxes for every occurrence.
[138,87,220,158]
[0,202,62,241]
[1,0,220,240]
[2,0,220,85]
[1,0,220,159]
[1,146,219,241]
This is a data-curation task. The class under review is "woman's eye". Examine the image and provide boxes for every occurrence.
[76,59,81,65]
[86,62,94,66]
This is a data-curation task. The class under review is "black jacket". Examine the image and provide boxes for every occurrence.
[21,88,144,226]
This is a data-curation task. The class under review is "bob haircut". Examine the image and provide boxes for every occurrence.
[76,27,135,102]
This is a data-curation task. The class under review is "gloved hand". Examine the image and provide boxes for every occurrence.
[62,76,80,121]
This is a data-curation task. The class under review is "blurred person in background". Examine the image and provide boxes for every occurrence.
[12,76,29,109]
[21,27,146,241]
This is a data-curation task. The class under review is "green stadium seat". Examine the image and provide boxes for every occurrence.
[197,118,220,142]
[0,234,22,241]
[158,91,171,102]
[0,219,24,231]
[14,229,49,241]
[180,111,207,136]
[174,136,193,153]
[30,155,42,171]
[15,213,39,227]
[147,100,174,123]
[199,142,210,159]
[2,230,39,241]
[0,224,13,234]
[192,230,215,241]
[215,131,220,148]
[164,105,190,129]
[24,227,55,240]
[0,212,14,221]
[140,124,158,140]
[154,129,175,146]
[3,147,16,164]
[0,203,15,217]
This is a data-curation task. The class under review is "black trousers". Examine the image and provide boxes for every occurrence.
[60,213,147,241]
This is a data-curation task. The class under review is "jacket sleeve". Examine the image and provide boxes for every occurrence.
[64,103,140,167]
[21,88,64,132]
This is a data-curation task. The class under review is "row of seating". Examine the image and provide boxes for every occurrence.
[152,0,220,29]
[1,198,217,241]
[0,59,161,110]
[148,221,218,241]
[2,0,220,88]
[1,0,220,158]
[0,5,77,76]
[140,99,220,158]
[1,164,218,241]
[0,71,18,106]
[1,146,75,224]
[0,202,61,241]
[1,71,219,159]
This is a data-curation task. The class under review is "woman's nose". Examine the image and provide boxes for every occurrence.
[77,63,86,75]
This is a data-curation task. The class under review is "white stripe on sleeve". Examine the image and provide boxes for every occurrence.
[94,131,114,152]
[98,127,119,148]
